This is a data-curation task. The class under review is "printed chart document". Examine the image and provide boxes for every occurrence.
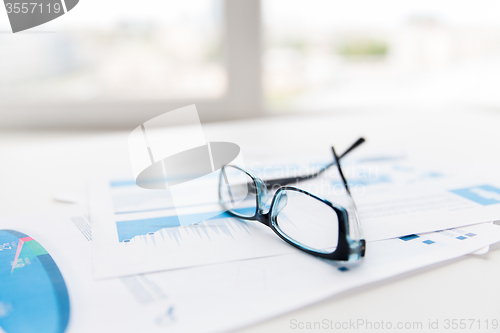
[89,173,297,279]
[1,209,500,333]
[89,151,500,278]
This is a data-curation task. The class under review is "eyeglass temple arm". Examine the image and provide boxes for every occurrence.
[263,137,365,189]
[332,144,366,254]
[330,146,351,196]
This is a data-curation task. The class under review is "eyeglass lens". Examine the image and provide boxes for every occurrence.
[220,166,257,218]
[272,189,339,253]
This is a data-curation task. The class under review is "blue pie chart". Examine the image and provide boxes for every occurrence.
[0,230,70,333]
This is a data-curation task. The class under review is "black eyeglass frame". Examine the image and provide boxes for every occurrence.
[219,138,366,261]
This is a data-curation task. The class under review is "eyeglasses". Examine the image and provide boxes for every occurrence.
[218,138,366,261]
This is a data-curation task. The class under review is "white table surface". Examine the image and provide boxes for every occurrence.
[1,105,500,332]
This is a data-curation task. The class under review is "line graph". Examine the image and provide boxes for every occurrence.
[116,208,255,243]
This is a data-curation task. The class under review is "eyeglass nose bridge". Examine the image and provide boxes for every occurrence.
[275,191,288,215]
[254,177,271,214]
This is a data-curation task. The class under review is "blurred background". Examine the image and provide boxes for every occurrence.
[1,0,500,128]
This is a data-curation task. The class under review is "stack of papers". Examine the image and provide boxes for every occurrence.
[2,149,500,332]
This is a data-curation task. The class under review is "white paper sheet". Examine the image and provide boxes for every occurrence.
[90,151,500,278]
[1,209,500,333]
[89,175,298,279]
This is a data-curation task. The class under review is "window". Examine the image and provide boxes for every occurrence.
[0,1,226,102]
[0,0,263,127]
[2,0,500,128]
[263,0,500,113]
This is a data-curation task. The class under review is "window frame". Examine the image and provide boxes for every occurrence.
[0,0,264,129]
